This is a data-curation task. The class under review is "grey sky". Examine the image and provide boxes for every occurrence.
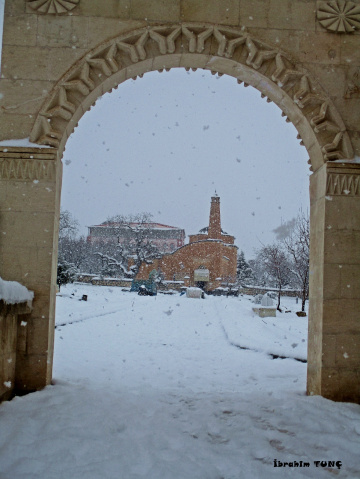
[62,69,309,258]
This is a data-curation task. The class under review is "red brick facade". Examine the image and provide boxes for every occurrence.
[137,195,238,291]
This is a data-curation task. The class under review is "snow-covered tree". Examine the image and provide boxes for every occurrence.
[94,242,132,278]
[255,243,293,311]
[95,213,160,278]
[58,210,94,275]
[59,209,79,239]
[248,258,267,287]
[282,213,310,312]
[58,236,91,271]
[57,259,77,290]
[236,250,254,286]
[58,210,81,286]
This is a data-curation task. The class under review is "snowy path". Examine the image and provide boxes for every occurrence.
[0,284,359,479]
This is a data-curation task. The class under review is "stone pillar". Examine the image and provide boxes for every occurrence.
[0,147,61,394]
[308,162,360,403]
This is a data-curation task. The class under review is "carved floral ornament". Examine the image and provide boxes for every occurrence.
[30,23,353,163]
[317,0,360,33]
[26,0,80,14]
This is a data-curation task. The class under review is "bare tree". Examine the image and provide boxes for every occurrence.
[256,243,292,311]
[282,213,310,312]
[59,236,92,271]
[94,242,132,278]
[59,209,79,239]
[95,213,160,278]
[58,210,80,286]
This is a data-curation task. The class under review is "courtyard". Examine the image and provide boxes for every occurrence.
[0,284,359,478]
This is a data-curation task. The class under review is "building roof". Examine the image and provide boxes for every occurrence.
[89,222,184,231]
[198,226,229,235]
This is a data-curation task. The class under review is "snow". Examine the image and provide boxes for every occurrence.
[0,138,52,148]
[333,156,360,164]
[0,277,34,304]
[0,283,359,478]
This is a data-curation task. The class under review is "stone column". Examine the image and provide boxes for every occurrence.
[308,162,360,403]
[0,147,61,394]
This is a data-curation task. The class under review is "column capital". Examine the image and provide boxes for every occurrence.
[0,147,58,182]
[325,161,360,197]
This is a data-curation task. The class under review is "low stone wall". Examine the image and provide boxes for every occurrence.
[76,276,133,288]
[76,274,98,283]
[240,287,302,298]
[0,300,32,402]
[76,276,185,291]
[90,278,132,288]
[158,281,185,291]
[75,276,302,298]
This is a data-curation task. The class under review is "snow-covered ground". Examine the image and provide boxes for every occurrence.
[0,284,359,478]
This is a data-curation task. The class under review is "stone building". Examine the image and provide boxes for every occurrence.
[137,195,238,290]
[87,221,185,253]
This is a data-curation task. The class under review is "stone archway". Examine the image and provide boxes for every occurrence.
[28,22,354,170]
[0,0,359,402]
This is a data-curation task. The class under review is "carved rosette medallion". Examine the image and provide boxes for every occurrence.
[27,0,80,14]
[317,0,360,33]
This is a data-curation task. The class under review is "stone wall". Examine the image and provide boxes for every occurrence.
[1,0,358,163]
[76,275,133,287]
[240,287,302,298]
[75,276,301,297]
[138,240,238,290]
[0,300,33,402]
[75,276,185,291]
[90,278,132,288]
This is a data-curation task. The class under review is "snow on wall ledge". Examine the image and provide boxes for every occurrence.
[0,278,34,305]
[0,138,52,148]
[333,156,360,164]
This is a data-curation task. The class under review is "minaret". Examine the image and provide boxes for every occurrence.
[208,193,222,239]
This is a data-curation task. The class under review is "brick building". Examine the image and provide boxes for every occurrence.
[87,221,185,253]
[137,195,238,291]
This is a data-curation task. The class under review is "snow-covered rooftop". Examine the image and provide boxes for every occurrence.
[91,222,184,231]
[197,226,229,235]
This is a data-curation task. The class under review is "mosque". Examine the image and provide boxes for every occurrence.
[137,194,238,291]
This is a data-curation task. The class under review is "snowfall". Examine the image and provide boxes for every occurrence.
[0,284,359,479]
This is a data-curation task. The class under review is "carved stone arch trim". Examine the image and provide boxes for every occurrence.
[29,22,354,172]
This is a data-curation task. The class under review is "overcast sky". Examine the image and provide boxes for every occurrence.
[0,5,310,259]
